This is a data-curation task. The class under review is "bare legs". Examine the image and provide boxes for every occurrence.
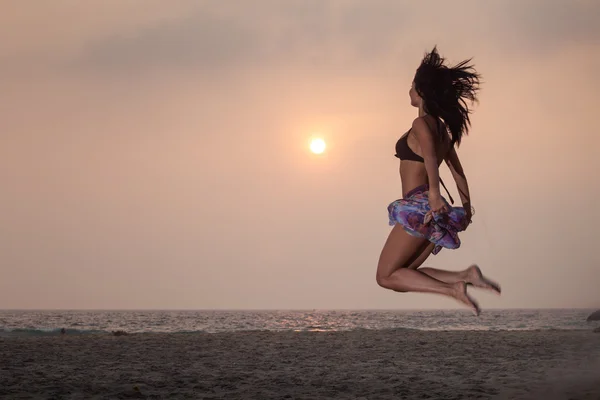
[376,267,479,315]
[376,224,500,315]
[397,238,501,294]
[419,265,501,294]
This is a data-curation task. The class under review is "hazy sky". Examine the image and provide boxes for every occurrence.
[1,1,599,310]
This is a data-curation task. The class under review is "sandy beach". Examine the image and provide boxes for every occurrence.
[1,329,599,399]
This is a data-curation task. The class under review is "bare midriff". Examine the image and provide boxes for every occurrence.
[400,161,432,197]
[399,128,450,197]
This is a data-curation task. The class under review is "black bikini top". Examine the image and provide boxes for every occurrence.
[395,130,423,162]
[394,118,445,162]
[394,121,454,204]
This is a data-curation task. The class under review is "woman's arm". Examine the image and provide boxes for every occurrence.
[412,118,444,204]
[444,146,472,217]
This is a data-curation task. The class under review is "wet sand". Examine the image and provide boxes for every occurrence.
[1,329,599,399]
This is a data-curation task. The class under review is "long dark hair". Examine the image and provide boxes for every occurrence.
[413,46,481,146]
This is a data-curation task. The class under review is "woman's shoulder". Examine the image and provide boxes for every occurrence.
[411,115,442,135]
[410,116,430,131]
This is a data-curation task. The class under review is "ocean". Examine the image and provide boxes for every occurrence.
[1,309,598,337]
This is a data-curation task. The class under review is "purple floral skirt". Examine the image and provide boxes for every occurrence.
[387,184,468,255]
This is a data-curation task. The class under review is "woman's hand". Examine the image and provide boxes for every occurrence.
[462,202,474,229]
[429,192,448,214]
[425,192,448,224]
[464,202,473,223]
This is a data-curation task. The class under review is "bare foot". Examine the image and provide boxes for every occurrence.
[465,265,501,295]
[451,281,480,316]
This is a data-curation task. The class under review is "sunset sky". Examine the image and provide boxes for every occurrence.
[1,0,599,310]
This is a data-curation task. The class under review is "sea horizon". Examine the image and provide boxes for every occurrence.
[2,308,598,337]
[1,306,596,311]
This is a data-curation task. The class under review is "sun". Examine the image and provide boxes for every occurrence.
[310,138,326,154]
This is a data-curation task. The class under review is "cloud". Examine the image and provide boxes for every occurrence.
[1,0,599,79]
[65,0,600,77]
[501,0,600,45]
[71,1,415,74]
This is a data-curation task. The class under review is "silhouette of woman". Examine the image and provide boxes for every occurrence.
[376,47,500,315]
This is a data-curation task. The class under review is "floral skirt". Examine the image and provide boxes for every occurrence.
[387,184,468,255]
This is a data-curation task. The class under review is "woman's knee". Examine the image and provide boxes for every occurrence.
[376,272,400,290]
[376,273,408,292]
[375,273,387,288]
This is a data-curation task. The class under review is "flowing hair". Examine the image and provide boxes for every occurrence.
[413,46,481,146]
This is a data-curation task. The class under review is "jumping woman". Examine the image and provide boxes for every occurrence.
[376,47,500,315]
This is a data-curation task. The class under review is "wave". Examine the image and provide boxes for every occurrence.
[0,328,108,337]
[0,326,594,337]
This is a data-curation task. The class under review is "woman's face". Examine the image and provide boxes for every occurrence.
[409,81,422,108]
